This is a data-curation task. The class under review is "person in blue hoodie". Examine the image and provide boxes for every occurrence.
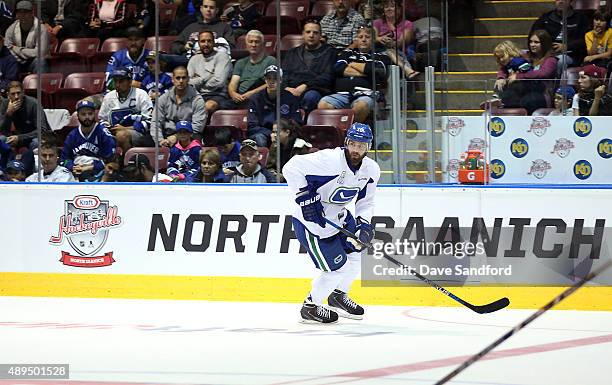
[167,120,201,182]
[60,100,117,181]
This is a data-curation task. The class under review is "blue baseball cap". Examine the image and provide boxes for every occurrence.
[76,99,95,111]
[175,120,193,133]
[6,160,25,172]
[111,67,131,79]
[554,86,576,99]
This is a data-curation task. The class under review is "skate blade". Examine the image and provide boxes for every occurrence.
[328,306,363,320]
[299,317,339,324]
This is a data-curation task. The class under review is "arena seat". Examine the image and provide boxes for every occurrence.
[306,109,355,133]
[123,147,171,171]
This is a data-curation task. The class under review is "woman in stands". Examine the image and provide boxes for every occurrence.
[87,0,130,40]
[195,148,228,183]
[500,29,557,115]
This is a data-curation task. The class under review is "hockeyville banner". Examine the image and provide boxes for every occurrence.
[0,183,611,288]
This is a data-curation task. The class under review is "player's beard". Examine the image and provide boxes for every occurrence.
[346,148,366,166]
[79,118,94,128]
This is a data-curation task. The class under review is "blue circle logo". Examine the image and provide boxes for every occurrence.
[573,117,592,137]
[510,138,529,158]
[490,159,506,179]
[573,160,592,180]
[488,117,505,137]
[597,139,612,159]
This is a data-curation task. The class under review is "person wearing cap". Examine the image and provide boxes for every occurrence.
[549,86,576,116]
[247,64,302,147]
[228,138,276,183]
[0,32,18,94]
[86,0,130,41]
[572,64,612,116]
[105,26,151,92]
[228,30,277,109]
[4,159,26,181]
[318,26,391,123]
[60,99,117,181]
[140,51,173,103]
[0,80,51,150]
[187,30,233,116]
[282,20,337,115]
[166,120,201,182]
[4,0,49,73]
[117,153,157,182]
[152,66,207,146]
[25,138,75,182]
[98,67,154,154]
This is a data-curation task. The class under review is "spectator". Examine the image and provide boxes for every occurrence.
[228,30,276,108]
[0,32,18,94]
[267,118,311,182]
[320,0,366,50]
[86,0,129,41]
[373,0,414,53]
[4,0,49,73]
[318,26,391,122]
[46,0,90,40]
[105,27,151,91]
[26,139,75,182]
[549,85,575,115]
[282,20,337,114]
[152,66,206,146]
[4,159,26,181]
[412,10,443,71]
[98,68,154,154]
[171,0,203,34]
[166,0,235,69]
[166,120,201,182]
[583,11,612,68]
[188,30,233,116]
[228,138,275,183]
[572,64,612,115]
[60,100,117,181]
[0,81,51,151]
[247,65,302,147]
[116,153,156,182]
[493,40,532,98]
[194,147,228,182]
[219,0,260,38]
[141,51,174,104]
[500,29,558,115]
[530,0,589,74]
[214,126,240,170]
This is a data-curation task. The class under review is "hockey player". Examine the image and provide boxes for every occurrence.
[283,123,380,323]
[60,100,117,181]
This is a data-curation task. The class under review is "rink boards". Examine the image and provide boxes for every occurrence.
[0,183,611,310]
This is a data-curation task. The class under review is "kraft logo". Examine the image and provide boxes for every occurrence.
[573,117,592,137]
[488,117,505,137]
[329,187,360,204]
[510,138,529,158]
[597,138,612,159]
[490,159,505,179]
[574,160,592,180]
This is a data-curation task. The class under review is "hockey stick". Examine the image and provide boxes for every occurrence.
[324,218,510,314]
[434,259,612,385]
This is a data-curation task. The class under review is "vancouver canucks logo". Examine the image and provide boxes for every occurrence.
[329,187,360,204]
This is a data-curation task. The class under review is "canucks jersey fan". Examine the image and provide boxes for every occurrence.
[167,120,201,182]
[283,123,380,324]
[99,67,154,154]
[140,51,173,103]
[105,27,151,92]
[60,100,117,181]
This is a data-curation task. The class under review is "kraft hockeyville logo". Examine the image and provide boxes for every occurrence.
[49,195,122,267]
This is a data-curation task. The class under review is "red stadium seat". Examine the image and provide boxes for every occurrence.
[54,73,107,112]
[51,38,100,75]
[123,147,171,171]
[491,107,528,116]
[310,0,334,17]
[255,16,300,35]
[145,36,177,53]
[100,37,129,53]
[265,0,310,21]
[223,1,266,15]
[209,109,249,137]
[306,109,355,133]
[300,125,344,149]
[22,73,63,108]
[257,146,269,166]
[58,38,100,57]
[280,34,304,50]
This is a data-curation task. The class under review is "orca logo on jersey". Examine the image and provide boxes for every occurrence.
[329,187,360,204]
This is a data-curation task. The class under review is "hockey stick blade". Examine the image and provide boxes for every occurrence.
[324,218,510,314]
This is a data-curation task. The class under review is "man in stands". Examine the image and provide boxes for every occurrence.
[320,0,366,50]
[153,66,207,146]
[105,27,151,91]
[318,26,390,123]
[282,20,337,115]
[188,30,233,120]
[4,0,49,73]
[228,30,276,109]
[26,138,75,182]
[99,68,154,154]
[228,138,276,183]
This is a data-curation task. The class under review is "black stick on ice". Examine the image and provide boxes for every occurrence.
[434,259,612,385]
[323,218,510,314]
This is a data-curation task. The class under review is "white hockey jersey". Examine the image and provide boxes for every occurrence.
[26,166,76,182]
[283,147,380,239]
[98,87,153,133]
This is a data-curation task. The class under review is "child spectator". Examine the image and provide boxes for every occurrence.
[549,86,576,116]
[214,126,241,171]
[4,159,26,181]
[583,11,612,68]
[141,51,174,104]
[194,148,228,182]
[220,0,260,38]
[167,120,201,182]
[572,64,612,116]
[493,41,532,97]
